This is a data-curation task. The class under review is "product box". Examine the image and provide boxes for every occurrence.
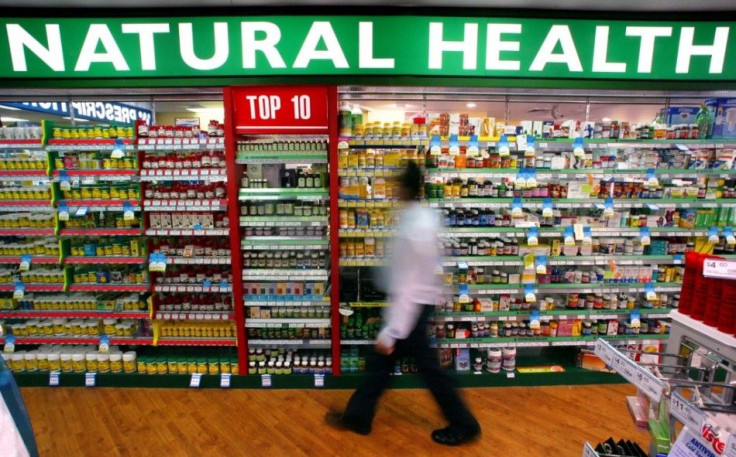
[477,298,495,312]
[520,121,533,136]
[710,98,736,138]
[439,349,454,370]
[607,320,619,335]
[532,121,544,137]
[659,106,700,126]
[498,295,511,311]
[454,348,471,371]
[480,117,495,137]
[577,350,616,373]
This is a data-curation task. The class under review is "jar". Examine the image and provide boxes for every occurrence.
[123,351,137,373]
[60,354,73,373]
[72,353,85,373]
[110,353,123,373]
[85,353,98,372]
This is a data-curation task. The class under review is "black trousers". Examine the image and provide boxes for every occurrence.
[342,305,479,433]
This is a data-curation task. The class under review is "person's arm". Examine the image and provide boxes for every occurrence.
[375,288,423,353]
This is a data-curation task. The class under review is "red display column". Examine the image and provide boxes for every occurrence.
[224,85,338,376]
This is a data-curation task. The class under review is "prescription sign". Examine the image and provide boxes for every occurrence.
[230,86,330,134]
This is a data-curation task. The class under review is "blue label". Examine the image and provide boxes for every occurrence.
[14,282,25,292]
[193,223,203,230]
[530,310,540,322]
[449,134,459,146]
[646,168,656,180]
[640,227,651,238]
[5,335,15,345]
[573,137,584,149]
[429,135,441,148]
[724,227,735,237]
[99,335,110,345]
[20,253,31,264]
[564,226,575,239]
[203,280,212,288]
[524,284,535,295]
[708,226,719,238]
[583,226,592,238]
[468,135,479,148]
[542,197,553,209]
[458,284,469,295]
[631,308,641,321]
[527,136,536,149]
[605,197,614,208]
[219,281,228,289]
[536,255,547,267]
[511,197,522,210]
[528,227,539,239]
[58,202,69,212]
[122,201,133,211]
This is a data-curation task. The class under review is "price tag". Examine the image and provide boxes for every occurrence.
[19,253,31,272]
[506,372,515,379]
[190,373,202,388]
[220,373,232,388]
[703,259,736,280]
[49,371,60,386]
[261,374,272,387]
[13,282,25,299]
[58,202,70,221]
[85,372,96,387]
[3,335,16,353]
[98,335,110,353]
[671,391,705,432]
[582,442,598,457]
[314,374,325,387]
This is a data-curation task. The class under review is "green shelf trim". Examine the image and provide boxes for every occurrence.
[240,216,328,222]
[467,282,681,290]
[241,239,329,246]
[435,308,675,318]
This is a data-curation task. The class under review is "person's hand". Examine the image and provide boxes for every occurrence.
[375,340,394,355]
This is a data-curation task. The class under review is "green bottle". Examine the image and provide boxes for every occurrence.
[696,104,712,139]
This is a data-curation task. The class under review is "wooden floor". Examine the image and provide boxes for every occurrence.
[21,384,649,457]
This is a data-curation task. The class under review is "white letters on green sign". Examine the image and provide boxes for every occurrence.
[7,24,64,72]
[593,26,626,72]
[75,24,129,71]
[121,23,170,71]
[293,22,349,68]
[530,25,582,72]
[359,22,394,69]
[428,22,479,70]
[676,26,729,73]
[486,23,522,71]
[241,22,286,69]
[624,26,673,73]
[179,22,229,71]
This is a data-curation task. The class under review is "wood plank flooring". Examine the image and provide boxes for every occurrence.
[21,384,650,457]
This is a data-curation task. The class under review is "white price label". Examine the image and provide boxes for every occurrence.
[671,391,705,433]
[314,374,325,387]
[261,374,272,387]
[220,373,231,388]
[704,259,736,280]
[582,443,598,457]
[190,373,202,388]
[85,372,96,387]
[49,371,60,386]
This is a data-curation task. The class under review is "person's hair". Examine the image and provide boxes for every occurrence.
[399,161,423,200]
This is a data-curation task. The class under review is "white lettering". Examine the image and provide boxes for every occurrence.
[113,105,122,122]
[529,25,583,72]
[428,22,478,70]
[246,96,258,119]
[592,26,626,72]
[121,23,170,71]
[179,22,229,71]
[293,22,349,68]
[486,23,521,71]
[74,24,130,72]
[95,102,105,118]
[241,22,286,69]
[7,24,65,72]
[676,26,729,74]
[106,104,115,120]
[359,22,394,69]
[625,26,672,73]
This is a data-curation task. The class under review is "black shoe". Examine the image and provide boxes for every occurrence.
[325,411,371,436]
[431,426,481,446]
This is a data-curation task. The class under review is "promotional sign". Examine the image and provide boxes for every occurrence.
[0,17,734,81]
[230,85,329,134]
[0,101,152,125]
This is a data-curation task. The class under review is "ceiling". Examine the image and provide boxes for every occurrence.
[1,0,735,10]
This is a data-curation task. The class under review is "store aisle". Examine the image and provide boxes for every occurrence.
[21,384,648,457]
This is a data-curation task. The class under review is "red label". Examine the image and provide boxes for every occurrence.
[231,86,329,134]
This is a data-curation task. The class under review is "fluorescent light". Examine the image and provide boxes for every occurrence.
[0,116,29,122]
[62,117,89,122]
[186,107,223,114]
[466,102,477,108]
[0,105,21,111]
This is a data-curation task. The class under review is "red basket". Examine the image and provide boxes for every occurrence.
[688,253,724,321]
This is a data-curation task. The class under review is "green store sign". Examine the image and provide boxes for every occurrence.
[1,16,735,80]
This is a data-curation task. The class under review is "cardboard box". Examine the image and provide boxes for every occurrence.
[454,348,471,371]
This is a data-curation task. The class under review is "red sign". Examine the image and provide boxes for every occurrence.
[231,86,329,134]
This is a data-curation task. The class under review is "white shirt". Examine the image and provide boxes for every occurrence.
[376,202,442,347]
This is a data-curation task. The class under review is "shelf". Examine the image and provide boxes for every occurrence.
[0,228,55,237]
[428,197,736,209]
[0,170,49,181]
[155,338,236,347]
[154,311,233,321]
[59,228,142,237]
[247,339,331,348]
[57,199,140,211]
[145,228,229,237]
[153,284,232,293]
[344,301,388,308]
[242,269,329,281]
[137,137,225,150]
[439,226,713,238]
[340,258,387,267]
[427,167,736,180]
[340,340,376,345]
[466,282,682,295]
[434,333,669,349]
[0,200,52,209]
[338,167,403,178]
[235,153,328,164]
[0,336,153,345]
[51,169,137,182]
[67,284,149,292]
[441,255,695,267]
[246,318,331,328]
[46,139,136,151]
[140,168,228,182]
[245,299,330,307]
[241,238,329,250]
[144,199,228,212]
[0,256,59,264]
[238,188,329,201]
[0,310,149,319]
[339,229,396,238]
[338,199,400,209]
[0,139,44,149]
[65,256,145,265]
[164,256,232,265]
[0,284,64,292]
[433,308,675,322]
[240,216,328,227]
